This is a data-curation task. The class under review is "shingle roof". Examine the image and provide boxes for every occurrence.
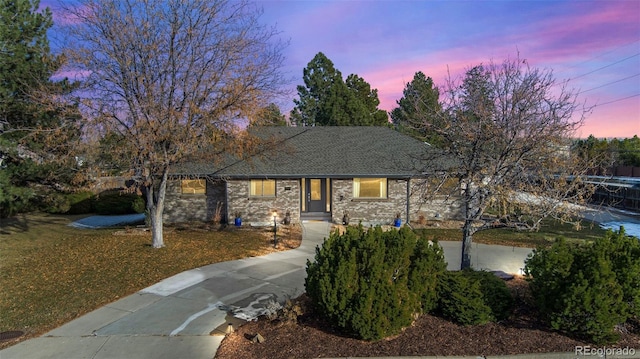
[173,126,440,178]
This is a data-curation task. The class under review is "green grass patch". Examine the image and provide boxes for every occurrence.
[415,219,609,248]
[0,213,298,346]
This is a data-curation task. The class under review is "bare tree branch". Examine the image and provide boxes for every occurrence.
[415,56,602,269]
[61,0,288,247]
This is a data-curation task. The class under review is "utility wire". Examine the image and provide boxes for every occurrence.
[569,53,640,81]
[561,39,640,72]
[578,73,640,94]
[595,93,640,107]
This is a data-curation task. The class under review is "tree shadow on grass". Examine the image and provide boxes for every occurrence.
[0,214,30,234]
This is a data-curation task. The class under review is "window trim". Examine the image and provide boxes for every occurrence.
[353,178,387,199]
[250,179,276,197]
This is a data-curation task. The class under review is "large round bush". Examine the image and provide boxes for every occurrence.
[305,225,446,340]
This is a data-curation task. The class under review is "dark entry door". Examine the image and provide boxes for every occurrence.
[306,178,326,212]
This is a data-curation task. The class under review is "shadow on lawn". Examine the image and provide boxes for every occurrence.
[0,213,89,235]
[0,214,32,234]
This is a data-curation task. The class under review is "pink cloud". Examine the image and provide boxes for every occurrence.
[517,1,640,66]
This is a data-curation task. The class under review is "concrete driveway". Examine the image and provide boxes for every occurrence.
[0,222,544,359]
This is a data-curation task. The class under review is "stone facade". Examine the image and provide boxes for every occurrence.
[331,178,410,225]
[163,177,463,225]
[331,178,463,225]
[408,179,464,222]
[163,179,226,223]
[226,179,300,225]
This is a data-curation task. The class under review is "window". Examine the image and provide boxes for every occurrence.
[353,178,387,198]
[181,179,206,194]
[250,179,276,197]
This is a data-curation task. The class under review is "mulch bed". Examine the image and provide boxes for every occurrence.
[215,278,640,359]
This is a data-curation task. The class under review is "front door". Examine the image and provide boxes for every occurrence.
[306,178,326,212]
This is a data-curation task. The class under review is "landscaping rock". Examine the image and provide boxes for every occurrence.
[251,333,265,343]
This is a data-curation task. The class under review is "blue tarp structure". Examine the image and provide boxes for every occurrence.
[69,214,146,229]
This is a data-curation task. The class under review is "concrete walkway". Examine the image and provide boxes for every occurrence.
[1,221,545,359]
[0,221,330,359]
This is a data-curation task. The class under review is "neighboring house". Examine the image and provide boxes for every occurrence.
[165,126,461,225]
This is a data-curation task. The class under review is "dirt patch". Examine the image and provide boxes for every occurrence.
[215,278,640,359]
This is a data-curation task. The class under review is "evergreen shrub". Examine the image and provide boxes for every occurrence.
[131,196,146,214]
[42,192,71,214]
[305,224,446,340]
[66,191,96,214]
[524,229,639,344]
[436,270,494,326]
[94,191,145,215]
[464,269,514,321]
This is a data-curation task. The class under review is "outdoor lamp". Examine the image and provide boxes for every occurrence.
[272,211,278,248]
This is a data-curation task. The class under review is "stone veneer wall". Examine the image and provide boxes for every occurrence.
[163,177,463,225]
[163,179,227,223]
[408,178,464,222]
[331,178,463,225]
[226,179,300,224]
[331,178,410,225]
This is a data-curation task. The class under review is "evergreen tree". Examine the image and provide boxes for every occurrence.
[0,0,83,217]
[616,135,640,167]
[344,74,388,126]
[291,52,388,126]
[251,103,288,126]
[0,0,54,131]
[390,71,442,144]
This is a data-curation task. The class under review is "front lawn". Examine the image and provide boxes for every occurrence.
[0,213,300,349]
[415,219,609,248]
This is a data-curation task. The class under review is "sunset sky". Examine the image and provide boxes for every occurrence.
[257,0,639,139]
[45,0,639,139]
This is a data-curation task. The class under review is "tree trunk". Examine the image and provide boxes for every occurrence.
[461,220,473,269]
[145,168,169,249]
[149,204,164,248]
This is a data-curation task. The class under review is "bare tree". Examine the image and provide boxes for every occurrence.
[62,0,287,248]
[419,57,596,269]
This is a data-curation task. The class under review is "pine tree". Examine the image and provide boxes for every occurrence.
[391,71,442,144]
[291,52,388,126]
[0,0,83,217]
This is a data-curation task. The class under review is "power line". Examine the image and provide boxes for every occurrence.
[578,73,640,94]
[569,53,640,81]
[595,94,640,107]
[561,39,640,72]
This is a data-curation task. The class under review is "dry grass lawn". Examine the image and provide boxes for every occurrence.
[0,213,301,349]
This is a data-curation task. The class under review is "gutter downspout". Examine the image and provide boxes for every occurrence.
[224,180,230,224]
[406,179,411,227]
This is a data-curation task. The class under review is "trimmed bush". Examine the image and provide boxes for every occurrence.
[42,192,71,214]
[551,255,626,344]
[66,191,96,214]
[305,225,446,340]
[94,191,145,215]
[408,235,447,312]
[465,269,514,321]
[524,229,638,344]
[523,237,575,318]
[595,228,640,318]
[436,270,494,326]
[131,196,146,214]
[41,191,98,214]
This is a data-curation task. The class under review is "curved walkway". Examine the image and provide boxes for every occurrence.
[0,220,594,359]
[0,222,330,359]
